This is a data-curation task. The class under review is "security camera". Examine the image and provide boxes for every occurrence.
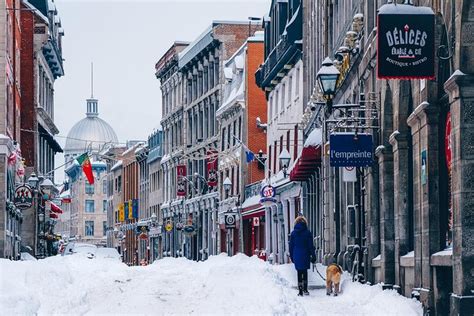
[310,104,316,111]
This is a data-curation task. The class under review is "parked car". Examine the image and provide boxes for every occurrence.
[63,242,97,259]
[95,248,121,261]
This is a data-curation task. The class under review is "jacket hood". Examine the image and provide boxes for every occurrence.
[294,221,307,232]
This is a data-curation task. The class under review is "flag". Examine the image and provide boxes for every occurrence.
[61,197,72,204]
[128,200,133,219]
[76,153,94,184]
[124,202,129,219]
[118,203,125,222]
[132,199,138,218]
[246,151,255,163]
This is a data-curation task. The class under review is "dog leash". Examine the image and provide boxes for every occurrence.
[313,263,326,281]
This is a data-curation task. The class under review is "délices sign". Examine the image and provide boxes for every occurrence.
[377,3,435,79]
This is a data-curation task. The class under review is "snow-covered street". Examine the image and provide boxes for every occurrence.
[1,254,422,315]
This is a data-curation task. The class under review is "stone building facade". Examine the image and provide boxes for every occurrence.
[302,0,474,314]
[65,160,108,246]
[178,21,260,260]
[156,22,260,260]
[147,130,163,262]
[155,41,189,258]
[256,0,304,265]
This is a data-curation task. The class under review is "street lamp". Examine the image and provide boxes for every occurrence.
[279,149,291,178]
[223,177,232,197]
[317,57,340,113]
[151,212,157,226]
[27,172,39,188]
[40,178,56,198]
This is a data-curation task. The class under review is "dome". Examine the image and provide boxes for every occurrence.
[64,98,118,154]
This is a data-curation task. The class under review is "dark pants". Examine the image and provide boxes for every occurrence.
[297,269,308,291]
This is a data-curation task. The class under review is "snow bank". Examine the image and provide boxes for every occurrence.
[0,254,422,316]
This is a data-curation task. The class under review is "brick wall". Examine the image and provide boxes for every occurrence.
[20,9,36,168]
[246,40,266,184]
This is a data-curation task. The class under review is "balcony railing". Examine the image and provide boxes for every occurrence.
[256,5,302,89]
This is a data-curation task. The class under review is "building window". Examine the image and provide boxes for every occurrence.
[288,75,293,104]
[287,130,291,153]
[85,182,94,195]
[221,127,226,151]
[118,176,122,192]
[85,221,94,236]
[85,200,95,213]
[103,221,107,236]
[295,67,300,97]
[232,120,236,146]
[102,179,107,194]
[281,83,286,112]
[103,200,107,212]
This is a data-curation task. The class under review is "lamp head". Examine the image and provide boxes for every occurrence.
[317,57,340,99]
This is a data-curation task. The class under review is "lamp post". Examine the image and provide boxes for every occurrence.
[317,57,341,261]
[279,149,291,178]
[223,177,233,255]
[223,177,232,199]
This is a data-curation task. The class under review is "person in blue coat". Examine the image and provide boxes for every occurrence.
[289,215,316,296]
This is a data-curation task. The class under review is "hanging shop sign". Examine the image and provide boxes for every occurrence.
[377,3,435,79]
[183,225,196,235]
[329,133,373,167]
[225,213,237,229]
[14,185,33,210]
[253,217,260,227]
[177,165,187,197]
[127,200,134,220]
[165,221,173,232]
[206,150,218,187]
[132,199,139,219]
[118,203,125,222]
[136,225,149,234]
[342,166,357,182]
[445,112,452,171]
[260,185,277,206]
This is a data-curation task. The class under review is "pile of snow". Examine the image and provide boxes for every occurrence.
[0,254,422,315]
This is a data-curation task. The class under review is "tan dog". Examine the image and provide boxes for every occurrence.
[326,264,343,296]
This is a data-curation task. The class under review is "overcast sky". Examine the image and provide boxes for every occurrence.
[53,0,269,182]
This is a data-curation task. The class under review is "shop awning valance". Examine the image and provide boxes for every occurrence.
[290,128,322,181]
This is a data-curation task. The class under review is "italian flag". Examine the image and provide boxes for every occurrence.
[76,153,94,184]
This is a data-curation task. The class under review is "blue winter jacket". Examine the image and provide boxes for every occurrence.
[289,222,316,270]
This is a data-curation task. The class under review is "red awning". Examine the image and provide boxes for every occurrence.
[290,128,323,181]
[50,213,59,219]
[51,202,64,214]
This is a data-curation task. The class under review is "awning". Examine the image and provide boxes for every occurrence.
[241,194,264,219]
[290,128,322,181]
[50,202,64,214]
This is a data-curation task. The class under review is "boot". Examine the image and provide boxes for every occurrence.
[297,282,304,296]
[303,281,309,295]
